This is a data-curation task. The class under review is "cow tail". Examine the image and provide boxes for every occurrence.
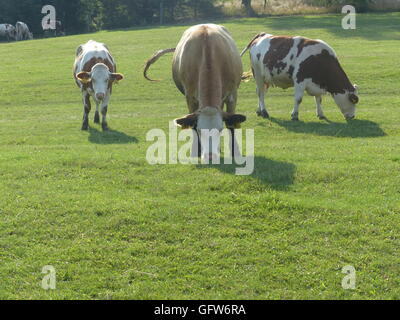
[143,48,176,82]
[240,32,266,57]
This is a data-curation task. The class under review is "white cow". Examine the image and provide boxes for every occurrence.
[241,33,359,121]
[0,24,16,41]
[16,22,33,41]
[73,40,124,131]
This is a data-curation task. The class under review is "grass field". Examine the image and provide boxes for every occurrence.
[0,13,399,300]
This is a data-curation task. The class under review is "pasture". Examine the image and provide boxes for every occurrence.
[0,13,399,299]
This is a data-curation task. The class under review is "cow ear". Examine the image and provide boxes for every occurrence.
[223,113,247,129]
[111,73,124,82]
[76,72,91,84]
[174,114,198,129]
[349,93,359,104]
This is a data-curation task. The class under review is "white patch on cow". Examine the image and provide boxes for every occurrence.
[197,107,223,162]
[333,92,356,119]
[91,64,110,102]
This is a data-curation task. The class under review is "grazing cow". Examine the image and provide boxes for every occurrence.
[0,24,16,41]
[44,20,65,38]
[241,33,359,120]
[56,20,65,37]
[16,22,33,41]
[144,24,246,161]
[73,40,124,131]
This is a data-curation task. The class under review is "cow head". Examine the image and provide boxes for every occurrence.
[175,107,246,161]
[76,63,124,102]
[7,25,17,40]
[333,84,359,120]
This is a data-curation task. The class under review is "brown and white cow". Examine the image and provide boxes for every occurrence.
[73,40,124,131]
[0,24,16,41]
[144,24,246,161]
[241,33,359,121]
[15,22,33,41]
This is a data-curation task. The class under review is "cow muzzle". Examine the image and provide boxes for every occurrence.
[96,93,105,101]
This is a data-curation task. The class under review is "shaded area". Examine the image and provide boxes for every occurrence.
[233,13,400,41]
[197,156,296,190]
[88,127,138,144]
[270,118,386,138]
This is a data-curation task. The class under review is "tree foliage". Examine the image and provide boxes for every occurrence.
[0,0,220,36]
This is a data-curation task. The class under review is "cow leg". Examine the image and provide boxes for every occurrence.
[101,105,109,131]
[81,92,91,130]
[256,78,269,119]
[100,95,111,131]
[186,95,199,113]
[291,86,305,121]
[315,96,326,120]
[94,106,100,124]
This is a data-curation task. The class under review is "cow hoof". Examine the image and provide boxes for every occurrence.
[81,124,89,131]
[94,112,100,124]
[257,109,270,119]
[102,124,109,131]
[318,115,327,120]
[291,117,299,121]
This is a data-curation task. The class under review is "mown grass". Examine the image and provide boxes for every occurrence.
[0,13,399,299]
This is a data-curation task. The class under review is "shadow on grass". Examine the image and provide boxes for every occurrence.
[197,156,296,190]
[270,118,386,138]
[234,13,400,41]
[88,127,138,144]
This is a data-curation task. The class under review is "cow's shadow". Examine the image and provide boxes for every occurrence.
[270,118,385,138]
[88,127,138,144]
[197,156,296,191]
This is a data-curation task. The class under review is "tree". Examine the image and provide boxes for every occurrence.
[241,0,256,17]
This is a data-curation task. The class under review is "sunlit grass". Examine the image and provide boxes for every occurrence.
[0,12,399,299]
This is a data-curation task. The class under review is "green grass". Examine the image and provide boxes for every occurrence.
[0,13,399,300]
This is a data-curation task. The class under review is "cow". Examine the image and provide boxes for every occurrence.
[73,40,124,131]
[55,20,65,37]
[241,33,359,121]
[0,24,16,41]
[44,20,65,38]
[144,24,246,161]
[15,22,33,41]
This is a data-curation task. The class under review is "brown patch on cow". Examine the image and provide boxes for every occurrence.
[297,38,319,57]
[297,49,354,95]
[241,32,267,56]
[256,53,261,60]
[82,57,115,73]
[263,36,294,74]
